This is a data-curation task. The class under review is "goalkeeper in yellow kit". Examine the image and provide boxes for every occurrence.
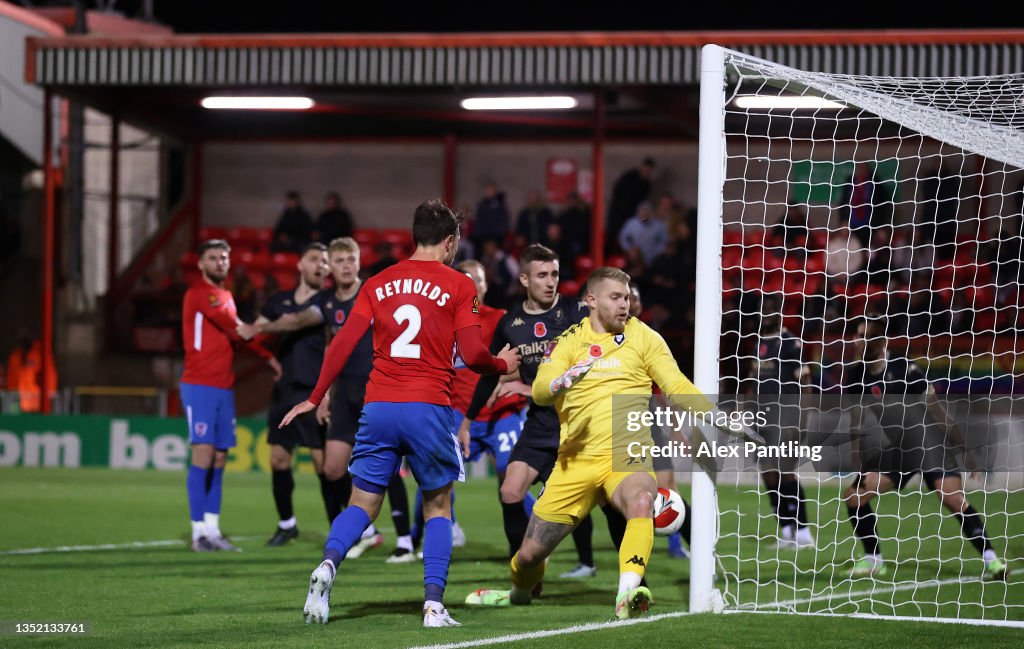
[466,267,715,619]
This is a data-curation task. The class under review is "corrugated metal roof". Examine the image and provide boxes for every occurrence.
[29,38,1024,87]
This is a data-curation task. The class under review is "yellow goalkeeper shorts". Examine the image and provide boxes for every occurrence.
[532,453,656,526]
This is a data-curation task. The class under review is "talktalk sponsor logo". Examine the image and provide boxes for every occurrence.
[517,341,549,358]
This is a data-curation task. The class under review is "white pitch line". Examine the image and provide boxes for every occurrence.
[0,535,262,556]
[412,575,1020,649]
[407,610,697,649]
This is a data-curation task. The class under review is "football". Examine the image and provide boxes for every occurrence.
[653,487,686,536]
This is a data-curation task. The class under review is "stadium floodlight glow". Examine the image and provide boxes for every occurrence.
[732,95,845,110]
[460,96,579,110]
[200,96,315,110]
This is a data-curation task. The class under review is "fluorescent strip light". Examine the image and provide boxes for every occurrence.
[460,96,579,111]
[201,96,315,110]
[733,95,844,110]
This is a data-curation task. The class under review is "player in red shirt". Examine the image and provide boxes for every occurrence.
[407,259,530,551]
[181,239,280,552]
[280,200,520,627]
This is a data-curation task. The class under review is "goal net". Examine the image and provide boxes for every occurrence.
[690,44,1024,624]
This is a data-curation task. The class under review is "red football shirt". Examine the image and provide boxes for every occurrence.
[181,279,272,389]
[451,304,527,420]
[350,259,480,405]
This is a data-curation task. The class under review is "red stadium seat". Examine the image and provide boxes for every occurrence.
[723,229,743,247]
[198,226,228,242]
[360,249,380,268]
[605,255,627,269]
[973,308,997,333]
[807,229,829,252]
[246,251,270,272]
[271,252,300,270]
[559,279,581,297]
[380,228,413,247]
[782,315,803,333]
[353,228,379,246]
[247,272,267,292]
[804,253,826,275]
[272,270,297,291]
[760,272,785,294]
[228,226,269,251]
[721,246,744,270]
[574,255,596,278]
[179,252,199,270]
[234,250,255,269]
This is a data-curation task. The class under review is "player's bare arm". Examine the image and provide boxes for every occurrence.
[924,385,977,473]
[316,385,333,426]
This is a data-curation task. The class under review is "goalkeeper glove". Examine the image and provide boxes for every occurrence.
[549,358,596,396]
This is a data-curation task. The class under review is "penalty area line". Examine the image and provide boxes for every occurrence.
[0,535,262,555]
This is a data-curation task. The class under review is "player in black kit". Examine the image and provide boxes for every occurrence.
[841,314,1006,580]
[747,298,815,549]
[237,243,335,545]
[463,245,630,580]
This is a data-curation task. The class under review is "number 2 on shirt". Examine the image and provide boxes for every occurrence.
[391,304,422,359]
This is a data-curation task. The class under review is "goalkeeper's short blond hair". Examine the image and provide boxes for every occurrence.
[586,266,631,293]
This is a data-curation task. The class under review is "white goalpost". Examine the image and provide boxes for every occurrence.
[691,44,1024,624]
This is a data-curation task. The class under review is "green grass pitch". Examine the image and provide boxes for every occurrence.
[1,468,1021,648]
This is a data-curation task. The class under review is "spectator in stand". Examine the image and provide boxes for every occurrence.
[479,239,520,308]
[773,201,810,254]
[824,222,868,289]
[6,331,57,414]
[653,192,675,226]
[905,225,937,285]
[231,266,259,323]
[558,190,592,258]
[271,191,314,253]
[991,212,1023,305]
[515,190,554,246]
[365,241,398,278]
[608,157,655,252]
[543,222,575,276]
[618,200,669,270]
[919,162,962,258]
[864,226,895,287]
[876,225,915,288]
[473,181,511,251]
[841,163,875,249]
[646,218,697,330]
[314,191,354,244]
[452,205,477,266]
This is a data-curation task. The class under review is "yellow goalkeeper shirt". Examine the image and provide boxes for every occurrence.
[533,315,713,459]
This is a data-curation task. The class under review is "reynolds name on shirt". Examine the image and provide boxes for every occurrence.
[374,278,452,307]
